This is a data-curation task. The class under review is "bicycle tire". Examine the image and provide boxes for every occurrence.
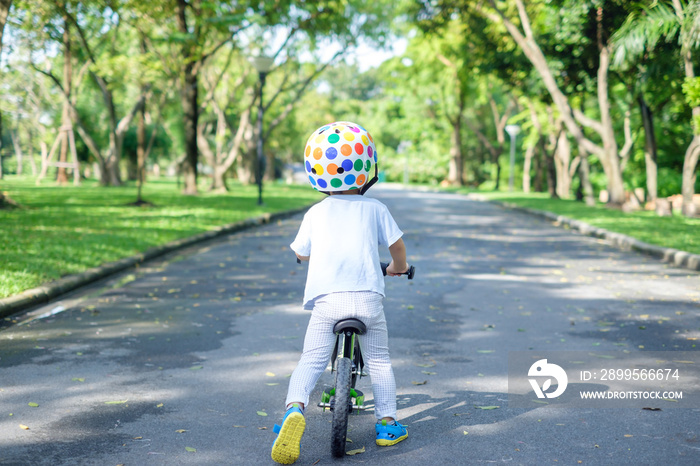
[331,357,351,458]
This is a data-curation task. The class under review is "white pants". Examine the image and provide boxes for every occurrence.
[285,291,397,420]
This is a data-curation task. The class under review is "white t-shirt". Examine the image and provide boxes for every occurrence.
[290,195,403,309]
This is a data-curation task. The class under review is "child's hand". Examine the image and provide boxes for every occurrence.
[386,261,409,276]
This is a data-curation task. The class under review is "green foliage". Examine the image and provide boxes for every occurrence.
[0,176,320,298]
[683,76,700,133]
[474,191,700,255]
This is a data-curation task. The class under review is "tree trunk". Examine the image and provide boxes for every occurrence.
[181,66,199,194]
[522,143,535,193]
[11,130,22,175]
[680,45,699,216]
[681,134,700,217]
[0,0,8,179]
[57,15,72,184]
[264,150,276,182]
[177,0,199,195]
[447,114,464,186]
[596,42,625,205]
[237,122,257,184]
[136,94,146,202]
[577,145,595,206]
[636,94,658,206]
[533,139,544,192]
[554,130,571,198]
[538,136,558,198]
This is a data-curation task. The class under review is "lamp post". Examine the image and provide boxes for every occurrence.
[250,54,275,205]
[505,124,520,192]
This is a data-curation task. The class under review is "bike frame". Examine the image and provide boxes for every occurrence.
[319,328,366,412]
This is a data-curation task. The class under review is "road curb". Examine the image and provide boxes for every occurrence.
[466,194,700,273]
[0,206,311,319]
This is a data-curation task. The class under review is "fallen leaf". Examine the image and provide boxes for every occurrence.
[104,400,128,405]
[346,446,365,456]
[233,425,246,428]
[190,366,203,371]
[415,363,435,368]
[176,429,187,433]
[642,407,661,411]
[265,383,279,386]
[421,371,437,375]
[71,378,85,382]
[257,411,268,417]
[185,446,196,452]
[477,350,495,354]
[28,402,39,407]
[463,431,468,435]
[624,434,633,438]
[19,424,29,430]
[475,406,500,410]
[266,372,275,377]
[156,403,164,408]
[411,380,428,385]
[258,427,268,430]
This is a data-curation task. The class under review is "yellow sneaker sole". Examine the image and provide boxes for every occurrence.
[376,432,408,446]
[271,412,306,464]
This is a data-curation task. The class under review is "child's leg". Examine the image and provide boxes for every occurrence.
[284,308,336,409]
[355,294,398,421]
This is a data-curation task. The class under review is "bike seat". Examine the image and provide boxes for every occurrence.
[333,318,367,336]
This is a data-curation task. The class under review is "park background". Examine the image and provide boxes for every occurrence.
[1,0,699,300]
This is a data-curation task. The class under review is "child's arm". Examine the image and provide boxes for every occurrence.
[386,238,409,276]
[295,252,310,262]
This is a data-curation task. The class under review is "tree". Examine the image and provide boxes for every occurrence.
[613,0,700,216]
[476,0,634,205]
[0,0,12,181]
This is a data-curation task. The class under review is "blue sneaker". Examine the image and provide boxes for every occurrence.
[271,404,306,464]
[375,419,408,446]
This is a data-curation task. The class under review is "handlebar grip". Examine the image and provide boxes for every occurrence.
[380,262,415,279]
[407,265,415,280]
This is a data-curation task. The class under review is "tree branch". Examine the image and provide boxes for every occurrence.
[573,108,604,134]
[619,109,634,169]
[263,50,343,138]
[33,65,105,163]
[116,86,152,136]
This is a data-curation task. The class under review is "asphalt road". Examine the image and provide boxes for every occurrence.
[1,186,699,465]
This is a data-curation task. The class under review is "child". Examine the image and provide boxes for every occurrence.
[271,121,410,464]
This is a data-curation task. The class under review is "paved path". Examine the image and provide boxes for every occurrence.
[1,187,699,465]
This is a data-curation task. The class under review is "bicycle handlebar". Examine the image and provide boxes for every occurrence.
[295,257,415,280]
[381,262,415,280]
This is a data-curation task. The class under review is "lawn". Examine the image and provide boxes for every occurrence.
[469,191,700,256]
[0,177,321,298]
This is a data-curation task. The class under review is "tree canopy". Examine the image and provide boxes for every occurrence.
[0,0,698,215]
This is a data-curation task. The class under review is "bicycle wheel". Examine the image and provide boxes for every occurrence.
[331,357,351,458]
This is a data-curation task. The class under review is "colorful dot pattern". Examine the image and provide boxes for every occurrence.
[304,121,377,192]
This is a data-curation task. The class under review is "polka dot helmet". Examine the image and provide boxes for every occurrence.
[303,121,378,193]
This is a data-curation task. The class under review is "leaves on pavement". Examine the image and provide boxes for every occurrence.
[346,446,365,456]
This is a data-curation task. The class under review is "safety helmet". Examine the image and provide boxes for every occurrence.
[303,121,378,194]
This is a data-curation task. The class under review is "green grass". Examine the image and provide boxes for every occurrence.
[0,176,322,298]
[464,190,700,256]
